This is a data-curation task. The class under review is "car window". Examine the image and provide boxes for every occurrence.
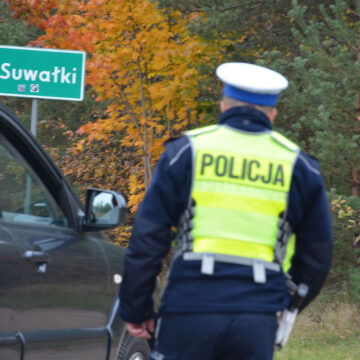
[0,133,68,227]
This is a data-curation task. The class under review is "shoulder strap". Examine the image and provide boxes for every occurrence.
[186,124,218,137]
[271,131,299,152]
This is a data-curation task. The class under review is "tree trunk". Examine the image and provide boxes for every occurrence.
[353,37,360,197]
[137,57,152,190]
[352,169,359,197]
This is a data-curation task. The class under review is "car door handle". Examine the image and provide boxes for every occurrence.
[23,250,51,263]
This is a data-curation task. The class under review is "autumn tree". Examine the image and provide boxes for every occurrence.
[1,0,107,183]
[7,0,210,216]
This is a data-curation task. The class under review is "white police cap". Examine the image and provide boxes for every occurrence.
[216,62,288,106]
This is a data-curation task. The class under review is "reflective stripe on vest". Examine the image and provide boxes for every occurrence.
[185,125,299,271]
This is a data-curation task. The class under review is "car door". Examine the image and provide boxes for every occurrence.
[0,124,111,359]
[0,224,24,360]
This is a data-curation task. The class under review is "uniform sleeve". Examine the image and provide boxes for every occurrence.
[119,137,192,323]
[287,153,332,310]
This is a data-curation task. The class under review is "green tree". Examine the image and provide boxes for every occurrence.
[264,0,360,300]
[0,1,40,46]
[156,0,360,197]
[154,0,333,121]
[264,0,360,197]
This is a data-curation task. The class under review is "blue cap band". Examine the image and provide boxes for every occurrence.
[223,84,279,106]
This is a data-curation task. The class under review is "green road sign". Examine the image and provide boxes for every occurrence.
[0,45,86,101]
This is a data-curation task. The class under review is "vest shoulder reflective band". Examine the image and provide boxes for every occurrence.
[181,124,299,278]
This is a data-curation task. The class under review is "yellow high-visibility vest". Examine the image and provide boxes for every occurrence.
[185,124,299,272]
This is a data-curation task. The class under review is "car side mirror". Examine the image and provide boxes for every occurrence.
[83,188,126,230]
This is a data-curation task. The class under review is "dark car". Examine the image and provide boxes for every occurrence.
[0,103,151,360]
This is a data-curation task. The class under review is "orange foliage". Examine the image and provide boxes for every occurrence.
[7,0,211,219]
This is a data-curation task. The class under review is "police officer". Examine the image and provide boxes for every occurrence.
[119,63,332,360]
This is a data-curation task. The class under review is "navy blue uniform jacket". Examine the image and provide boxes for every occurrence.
[119,106,332,323]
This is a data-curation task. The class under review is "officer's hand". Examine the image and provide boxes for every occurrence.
[126,318,155,339]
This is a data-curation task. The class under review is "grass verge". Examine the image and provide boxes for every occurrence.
[275,292,360,360]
